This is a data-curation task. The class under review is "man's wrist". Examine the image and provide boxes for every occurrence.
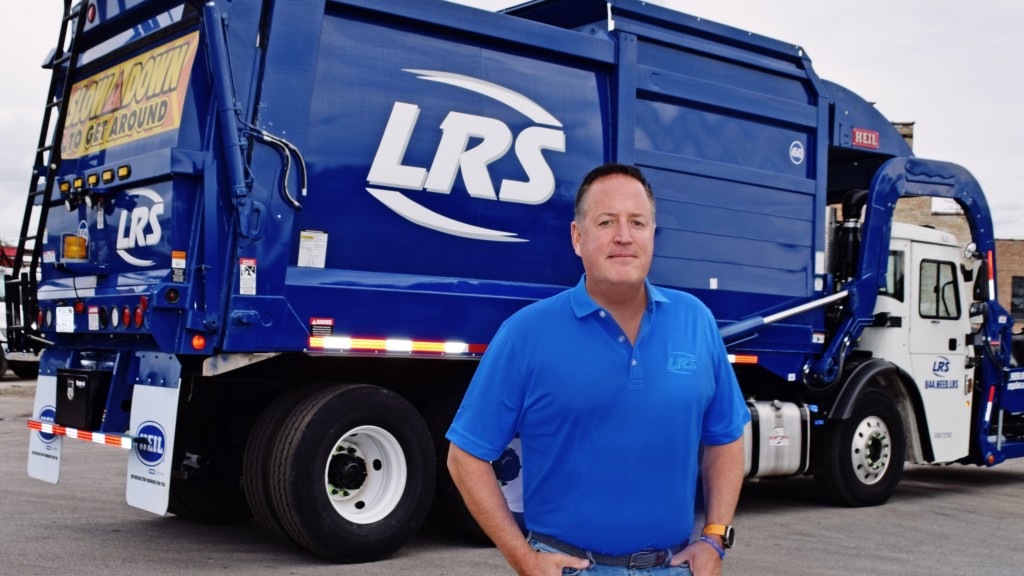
[698,535,726,560]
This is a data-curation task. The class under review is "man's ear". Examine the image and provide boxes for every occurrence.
[570,221,582,256]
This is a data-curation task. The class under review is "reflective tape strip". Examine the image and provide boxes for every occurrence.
[309,335,486,355]
[987,251,996,302]
[728,354,758,364]
[27,420,134,449]
[984,386,995,424]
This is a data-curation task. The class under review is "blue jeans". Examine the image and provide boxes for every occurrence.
[529,538,693,576]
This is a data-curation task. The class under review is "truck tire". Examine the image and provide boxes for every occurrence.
[9,360,38,380]
[424,391,491,544]
[268,384,435,562]
[242,385,315,544]
[818,389,905,506]
[0,349,8,379]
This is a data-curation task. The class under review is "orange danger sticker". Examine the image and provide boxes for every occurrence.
[61,31,200,159]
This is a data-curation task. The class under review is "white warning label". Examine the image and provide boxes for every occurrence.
[298,230,328,268]
[240,258,257,295]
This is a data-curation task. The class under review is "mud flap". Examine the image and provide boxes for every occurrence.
[125,383,180,515]
[27,372,62,483]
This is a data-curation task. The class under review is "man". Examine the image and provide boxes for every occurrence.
[447,164,749,576]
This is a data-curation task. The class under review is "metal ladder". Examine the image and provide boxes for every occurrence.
[3,0,88,356]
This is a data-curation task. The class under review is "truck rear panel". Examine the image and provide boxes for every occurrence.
[37,0,834,377]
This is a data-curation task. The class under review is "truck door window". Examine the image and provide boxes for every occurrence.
[919,259,961,320]
[880,250,905,302]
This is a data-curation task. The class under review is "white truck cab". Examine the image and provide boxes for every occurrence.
[859,222,977,464]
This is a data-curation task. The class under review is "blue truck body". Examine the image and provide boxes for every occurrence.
[13,0,1022,562]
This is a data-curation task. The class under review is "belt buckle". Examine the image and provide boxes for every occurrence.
[627,549,664,570]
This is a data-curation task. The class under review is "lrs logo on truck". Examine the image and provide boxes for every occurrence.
[366,70,566,242]
[116,188,165,267]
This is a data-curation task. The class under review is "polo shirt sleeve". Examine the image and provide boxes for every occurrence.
[445,321,525,462]
[700,312,751,446]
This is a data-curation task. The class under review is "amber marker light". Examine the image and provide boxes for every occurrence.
[192,334,207,350]
[63,234,88,260]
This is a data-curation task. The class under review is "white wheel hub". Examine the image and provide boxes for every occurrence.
[324,425,407,524]
[850,415,891,485]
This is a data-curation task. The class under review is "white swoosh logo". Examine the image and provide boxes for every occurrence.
[404,69,562,127]
[367,188,525,242]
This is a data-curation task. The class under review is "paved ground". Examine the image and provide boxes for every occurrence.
[2,374,1023,575]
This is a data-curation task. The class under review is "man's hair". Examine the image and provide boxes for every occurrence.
[574,163,655,222]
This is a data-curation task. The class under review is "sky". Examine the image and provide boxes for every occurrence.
[2,0,1021,246]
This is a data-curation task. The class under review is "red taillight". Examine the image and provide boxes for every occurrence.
[139,295,149,311]
[87,3,96,23]
[38,310,44,327]
[122,306,131,328]
[134,306,144,328]
[73,300,86,314]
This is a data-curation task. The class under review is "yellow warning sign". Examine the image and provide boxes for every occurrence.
[61,31,199,159]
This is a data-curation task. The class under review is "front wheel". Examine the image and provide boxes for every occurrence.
[818,389,906,506]
[269,384,435,562]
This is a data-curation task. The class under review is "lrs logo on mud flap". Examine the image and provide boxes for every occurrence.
[366,70,566,242]
[116,188,165,266]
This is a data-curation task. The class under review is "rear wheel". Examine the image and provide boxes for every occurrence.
[9,360,38,380]
[269,384,435,562]
[424,392,490,543]
[424,390,525,544]
[242,385,314,543]
[818,389,905,506]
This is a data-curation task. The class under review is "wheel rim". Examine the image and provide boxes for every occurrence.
[324,425,407,524]
[850,415,891,485]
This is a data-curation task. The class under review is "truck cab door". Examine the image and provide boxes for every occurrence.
[909,241,972,462]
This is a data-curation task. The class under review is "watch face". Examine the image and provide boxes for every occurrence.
[723,525,736,549]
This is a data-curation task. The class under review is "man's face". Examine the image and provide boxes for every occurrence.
[571,173,655,293]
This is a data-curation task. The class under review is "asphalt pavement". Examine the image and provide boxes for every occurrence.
[2,373,1023,575]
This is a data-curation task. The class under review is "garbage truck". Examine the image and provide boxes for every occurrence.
[16,0,1024,563]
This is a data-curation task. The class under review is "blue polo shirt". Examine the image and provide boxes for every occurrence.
[447,276,750,555]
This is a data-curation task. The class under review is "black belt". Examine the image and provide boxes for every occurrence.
[530,532,682,570]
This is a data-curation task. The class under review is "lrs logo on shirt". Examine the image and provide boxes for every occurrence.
[667,352,697,375]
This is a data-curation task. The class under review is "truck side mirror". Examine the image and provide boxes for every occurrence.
[963,241,979,261]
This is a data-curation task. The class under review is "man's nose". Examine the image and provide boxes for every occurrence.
[612,221,632,243]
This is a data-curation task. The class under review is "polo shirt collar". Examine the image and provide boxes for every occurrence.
[569,274,669,319]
